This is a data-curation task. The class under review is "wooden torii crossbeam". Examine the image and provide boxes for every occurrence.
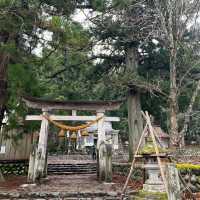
[26,115,120,122]
[23,96,122,183]
[23,96,123,111]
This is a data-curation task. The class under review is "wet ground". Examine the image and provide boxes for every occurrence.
[0,174,135,199]
[0,155,141,199]
[0,174,122,193]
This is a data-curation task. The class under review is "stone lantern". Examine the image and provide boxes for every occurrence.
[142,154,167,192]
[145,125,170,148]
[140,128,170,192]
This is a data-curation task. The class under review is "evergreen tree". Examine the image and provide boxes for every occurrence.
[0,0,89,126]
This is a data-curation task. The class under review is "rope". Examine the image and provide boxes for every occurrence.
[42,115,103,131]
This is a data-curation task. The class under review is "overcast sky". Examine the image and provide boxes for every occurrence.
[33,10,91,56]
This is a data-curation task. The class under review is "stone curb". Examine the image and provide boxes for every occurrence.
[0,191,120,198]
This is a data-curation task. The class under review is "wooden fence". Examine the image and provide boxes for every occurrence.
[0,129,32,160]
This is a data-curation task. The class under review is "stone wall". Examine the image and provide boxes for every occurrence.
[0,160,28,175]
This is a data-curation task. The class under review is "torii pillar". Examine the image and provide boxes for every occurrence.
[97,110,112,182]
[23,96,122,183]
[28,109,49,182]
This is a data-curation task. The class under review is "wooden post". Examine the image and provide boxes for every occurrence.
[27,145,36,182]
[98,141,106,181]
[33,110,49,182]
[0,170,4,182]
[97,111,106,149]
[97,111,105,181]
[72,110,77,116]
[28,132,38,182]
[166,164,181,200]
[44,148,48,177]
[105,143,112,182]
[97,110,112,182]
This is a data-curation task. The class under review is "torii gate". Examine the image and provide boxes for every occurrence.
[23,96,122,183]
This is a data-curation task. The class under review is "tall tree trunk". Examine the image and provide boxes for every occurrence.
[179,80,200,146]
[169,47,179,147]
[127,89,143,161]
[126,47,143,161]
[0,53,9,126]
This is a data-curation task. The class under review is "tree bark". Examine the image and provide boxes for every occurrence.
[126,47,143,161]
[0,53,9,126]
[179,80,200,146]
[127,89,143,160]
[168,4,179,146]
[169,48,179,147]
[154,0,200,147]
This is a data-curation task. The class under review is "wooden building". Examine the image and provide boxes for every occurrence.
[0,129,33,161]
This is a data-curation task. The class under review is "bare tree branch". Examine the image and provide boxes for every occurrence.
[179,80,200,144]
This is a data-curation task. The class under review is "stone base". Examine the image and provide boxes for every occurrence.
[143,183,165,192]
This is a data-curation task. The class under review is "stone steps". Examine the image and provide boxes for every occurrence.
[47,163,97,175]
[48,164,97,167]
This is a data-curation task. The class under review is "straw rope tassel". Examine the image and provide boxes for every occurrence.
[42,115,103,131]
[58,129,65,137]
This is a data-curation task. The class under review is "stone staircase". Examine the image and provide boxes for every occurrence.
[47,163,97,175]
[0,191,123,199]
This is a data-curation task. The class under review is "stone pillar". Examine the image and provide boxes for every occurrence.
[112,130,119,150]
[97,110,112,182]
[105,143,112,182]
[98,141,106,181]
[97,111,105,149]
[143,163,165,192]
[27,132,38,182]
[33,110,49,182]
[166,164,181,200]
[27,144,36,182]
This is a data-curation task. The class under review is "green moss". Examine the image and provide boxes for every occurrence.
[132,190,167,200]
[139,143,168,155]
[176,163,200,170]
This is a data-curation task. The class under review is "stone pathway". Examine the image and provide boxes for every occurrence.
[0,174,132,199]
[0,156,136,199]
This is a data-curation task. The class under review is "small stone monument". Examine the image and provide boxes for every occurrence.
[141,126,170,192]
[143,155,166,192]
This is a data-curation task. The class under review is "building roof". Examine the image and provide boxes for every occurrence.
[145,125,169,138]
[87,121,112,133]
[22,96,123,111]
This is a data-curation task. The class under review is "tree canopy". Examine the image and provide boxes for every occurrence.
[1,0,200,147]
